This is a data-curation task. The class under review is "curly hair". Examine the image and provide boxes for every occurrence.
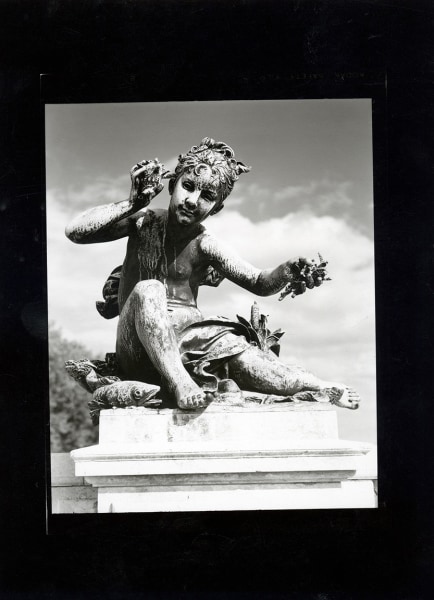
[170,137,251,204]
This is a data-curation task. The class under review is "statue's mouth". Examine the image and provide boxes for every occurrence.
[179,208,195,218]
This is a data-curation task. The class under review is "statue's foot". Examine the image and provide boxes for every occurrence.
[323,385,360,410]
[173,379,211,410]
[292,384,360,409]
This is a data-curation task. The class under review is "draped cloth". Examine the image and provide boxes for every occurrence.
[177,317,254,393]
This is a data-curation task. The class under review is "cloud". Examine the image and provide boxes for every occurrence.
[47,190,126,354]
[51,173,131,213]
[228,177,376,244]
[232,178,355,222]
[274,179,353,209]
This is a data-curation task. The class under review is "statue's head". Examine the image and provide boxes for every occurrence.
[168,137,251,211]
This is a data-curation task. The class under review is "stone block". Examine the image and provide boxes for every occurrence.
[70,405,377,513]
[98,403,339,446]
[51,453,97,513]
[51,485,98,514]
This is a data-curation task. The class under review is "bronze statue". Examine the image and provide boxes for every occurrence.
[65,137,360,415]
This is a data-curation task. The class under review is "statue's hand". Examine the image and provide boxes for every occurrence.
[129,158,167,209]
[279,254,330,301]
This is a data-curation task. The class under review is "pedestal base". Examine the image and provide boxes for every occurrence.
[71,404,377,512]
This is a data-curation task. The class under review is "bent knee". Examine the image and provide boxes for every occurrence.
[132,279,166,305]
[133,279,165,296]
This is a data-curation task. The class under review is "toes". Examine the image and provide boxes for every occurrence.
[177,388,212,410]
[183,392,207,408]
[323,385,361,409]
[186,395,196,408]
[348,394,360,410]
[342,387,360,409]
[347,389,361,403]
[190,394,201,407]
[194,392,207,407]
[347,397,360,410]
[191,393,200,407]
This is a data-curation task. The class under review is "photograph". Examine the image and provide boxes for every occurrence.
[46,99,377,514]
[2,0,433,595]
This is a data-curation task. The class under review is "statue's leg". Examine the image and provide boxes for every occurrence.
[116,280,209,409]
[228,346,360,409]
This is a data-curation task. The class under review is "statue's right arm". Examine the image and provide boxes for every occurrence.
[65,159,165,244]
[65,199,138,244]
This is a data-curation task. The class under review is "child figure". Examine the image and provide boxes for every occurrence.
[66,137,360,410]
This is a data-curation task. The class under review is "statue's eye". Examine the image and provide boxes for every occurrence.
[182,180,194,191]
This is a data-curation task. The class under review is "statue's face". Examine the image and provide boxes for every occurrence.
[169,167,223,226]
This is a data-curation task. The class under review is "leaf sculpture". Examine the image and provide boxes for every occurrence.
[237,302,285,356]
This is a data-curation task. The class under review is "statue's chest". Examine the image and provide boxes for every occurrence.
[166,245,195,281]
[135,211,203,284]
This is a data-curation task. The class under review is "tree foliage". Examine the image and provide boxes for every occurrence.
[49,324,98,452]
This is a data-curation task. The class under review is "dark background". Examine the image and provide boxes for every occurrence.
[1,0,433,597]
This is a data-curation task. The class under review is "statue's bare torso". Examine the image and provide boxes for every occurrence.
[118,209,228,344]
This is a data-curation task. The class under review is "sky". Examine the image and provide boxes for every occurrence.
[45,99,376,444]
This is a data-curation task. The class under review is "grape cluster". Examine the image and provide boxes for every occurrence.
[136,161,165,200]
[278,253,331,301]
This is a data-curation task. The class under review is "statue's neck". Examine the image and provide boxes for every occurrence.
[166,215,203,245]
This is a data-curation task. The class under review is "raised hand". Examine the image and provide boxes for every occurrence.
[129,158,168,209]
[279,253,330,301]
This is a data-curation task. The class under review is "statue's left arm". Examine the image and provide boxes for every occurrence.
[199,233,313,297]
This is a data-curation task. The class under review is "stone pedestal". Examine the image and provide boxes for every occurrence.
[51,453,97,514]
[71,404,377,512]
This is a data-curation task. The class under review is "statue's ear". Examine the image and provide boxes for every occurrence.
[210,203,224,216]
[168,178,175,195]
[236,161,251,175]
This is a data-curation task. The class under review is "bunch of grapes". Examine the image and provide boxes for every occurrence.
[130,158,172,202]
[278,253,331,301]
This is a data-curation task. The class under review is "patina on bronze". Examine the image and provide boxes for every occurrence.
[65,137,360,420]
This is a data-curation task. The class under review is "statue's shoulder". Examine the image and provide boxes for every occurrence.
[134,208,168,231]
[196,225,212,240]
[197,228,218,252]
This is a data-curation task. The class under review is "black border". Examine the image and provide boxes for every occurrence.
[2,0,434,596]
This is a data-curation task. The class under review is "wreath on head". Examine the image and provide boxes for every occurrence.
[171,137,251,205]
